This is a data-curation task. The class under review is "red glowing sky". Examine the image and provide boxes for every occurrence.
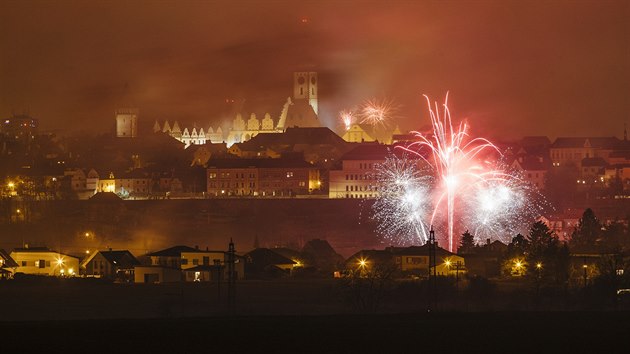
[0,0,628,139]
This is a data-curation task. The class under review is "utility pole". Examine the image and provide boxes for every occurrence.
[428,226,437,309]
[227,238,236,313]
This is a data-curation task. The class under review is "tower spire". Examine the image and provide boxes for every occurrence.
[624,122,627,141]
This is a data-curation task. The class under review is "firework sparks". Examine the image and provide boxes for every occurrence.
[359,98,398,128]
[372,93,545,252]
[373,156,433,244]
[339,110,356,131]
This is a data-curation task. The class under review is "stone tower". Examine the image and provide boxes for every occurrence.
[293,72,318,115]
[115,108,138,138]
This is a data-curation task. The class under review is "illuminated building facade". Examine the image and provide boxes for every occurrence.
[153,72,320,148]
[10,247,79,277]
[115,108,138,138]
[206,157,321,197]
[549,137,618,168]
[328,144,390,199]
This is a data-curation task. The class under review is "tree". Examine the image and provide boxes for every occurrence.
[526,221,569,285]
[600,220,626,253]
[458,230,475,254]
[570,208,602,252]
[506,234,528,257]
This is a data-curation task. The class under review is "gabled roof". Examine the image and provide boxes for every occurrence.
[245,248,296,266]
[550,137,619,149]
[81,250,140,268]
[340,143,392,161]
[89,192,123,202]
[207,157,314,169]
[147,245,197,257]
[511,156,548,171]
[0,249,18,268]
[100,250,140,266]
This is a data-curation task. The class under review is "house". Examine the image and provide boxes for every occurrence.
[145,245,197,268]
[510,156,548,189]
[300,239,344,271]
[135,245,245,283]
[328,143,391,199]
[342,124,376,143]
[206,157,321,197]
[244,248,297,278]
[550,137,618,168]
[10,246,80,276]
[134,266,182,284]
[0,249,18,279]
[181,249,245,282]
[346,244,466,277]
[81,250,140,282]
[538,210,582,241]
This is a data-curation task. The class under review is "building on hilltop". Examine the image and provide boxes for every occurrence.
[206,157,321,197]
[153,72,321,148]
[115,108,139,138]
[1,114,38,143]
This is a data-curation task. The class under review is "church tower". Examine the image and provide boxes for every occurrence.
[293,72,318,115]
[115,108,138,138]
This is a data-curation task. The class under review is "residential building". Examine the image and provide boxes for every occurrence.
[206,157,321,197]
[550,137,618,168]
[10,246,79,276]
[328,143,391,199]
[81,250,140,281]
[346,244,466,277]
[181,250,245,281]
[244,248,297,278]
[0,249,18,279]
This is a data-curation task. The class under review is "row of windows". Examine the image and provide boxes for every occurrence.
[551,150,591,160]
[345,194,375,199]
[20,260,51,267]
[209,172,296,179]
[358,163,375,169]
[346,185,377,192]
[346,174,373,181]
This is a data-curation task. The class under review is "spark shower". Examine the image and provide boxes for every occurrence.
[374,94,543,252]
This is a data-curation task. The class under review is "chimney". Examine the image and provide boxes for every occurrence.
[195,245,199,250]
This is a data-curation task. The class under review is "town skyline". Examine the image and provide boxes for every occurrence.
[1,0,628,138]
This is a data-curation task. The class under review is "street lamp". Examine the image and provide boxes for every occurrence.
[582,264,588,288]
[535,262,543,297]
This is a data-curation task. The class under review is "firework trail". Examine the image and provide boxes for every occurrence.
[339,110,356,131]
[372,94,546,250]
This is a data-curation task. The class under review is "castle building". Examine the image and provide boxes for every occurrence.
[115,108,138,138]
[153,72,321,148]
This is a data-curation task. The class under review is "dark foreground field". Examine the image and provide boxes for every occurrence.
[2,312,629,353]
[1,277,630,353]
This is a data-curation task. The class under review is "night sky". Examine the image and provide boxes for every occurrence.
[1,0,628,139]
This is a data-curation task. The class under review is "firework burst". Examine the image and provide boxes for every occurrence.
[373,156,433,245]
[372,93,545,252]
[359,98,398,128]
[339,110,356,131]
